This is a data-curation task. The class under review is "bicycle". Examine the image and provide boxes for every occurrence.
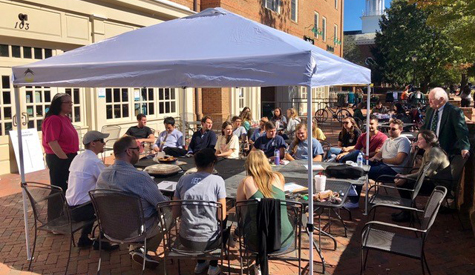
[314,105,352,123]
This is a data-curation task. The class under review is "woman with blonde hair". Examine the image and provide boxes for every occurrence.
[312,121,326,141]
[241,110,253,131]
[286,108,301,140]
[286,123,324,161]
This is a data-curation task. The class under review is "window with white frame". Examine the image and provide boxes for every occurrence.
[314,12,319,38]
[237,88,245,109]
[335,0,338,9]
[291,0,298,22]
[25,86,52,131]
[134,87,155,116]
[0,75,13,136]
[106,88,129,119]
[64,88,83,123]
[334,24,338,45]
[322,17,327,41]
[0,44,52,59]
[158,88,176,114]
[264,0,279,13]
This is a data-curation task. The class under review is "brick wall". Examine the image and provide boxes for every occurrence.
[202,87,231,128]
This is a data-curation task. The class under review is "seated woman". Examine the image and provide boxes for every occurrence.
[286,123,324,161]
[236,150,293,270]
[392,130,450,222]
[285,108,301,140]
[327,117,361,161]
[173,148,227,275]
[240,108,253,131]
[271,107,287,133]
[312,121,326,142]
[250,117,268,145]
[215,121,240,159]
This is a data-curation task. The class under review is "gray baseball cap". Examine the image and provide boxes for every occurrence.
[83,131,110,145]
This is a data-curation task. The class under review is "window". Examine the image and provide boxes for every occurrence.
[65,88,82,123]
[0,45,9,57]
[335,0,338,9]
[0,75,13,136]
[334,24,338,45]
[25,86,52,131]
[0,44,53,59]
[314,12,319,38]
[158,88,177,114]
[134,87,155,116]
[237,88,245,109]
[264,0,279,13]
[322,17,327,41]
[106,88,129,119]
[291,0,298,22]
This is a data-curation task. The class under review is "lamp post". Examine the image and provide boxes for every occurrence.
[411,55,417,86]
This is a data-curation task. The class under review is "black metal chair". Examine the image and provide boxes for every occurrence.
[235,199,303,275]
[361,186,447,275]
[89,189,164,275]
[156,200,228,275]
[22,182,95,274]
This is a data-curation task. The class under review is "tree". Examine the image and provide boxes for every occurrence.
[374,0,457,92]
[343,35,365,66]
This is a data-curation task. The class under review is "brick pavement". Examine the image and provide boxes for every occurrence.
[1,124,474,274]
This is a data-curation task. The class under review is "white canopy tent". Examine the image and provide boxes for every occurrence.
[12,8,371,273]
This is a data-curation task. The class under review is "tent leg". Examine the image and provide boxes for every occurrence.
[182,87,187,145]
[15,86,32,260]
[364,84,371,216]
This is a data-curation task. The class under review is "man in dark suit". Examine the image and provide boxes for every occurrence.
[421,87,470,159]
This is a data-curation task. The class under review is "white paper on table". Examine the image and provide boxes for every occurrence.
[284,183,308,193]
[304,164,324,171]
[157,181,178,192]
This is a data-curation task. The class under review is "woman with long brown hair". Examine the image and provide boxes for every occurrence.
[215,121,240,159]
[327,117,361,161]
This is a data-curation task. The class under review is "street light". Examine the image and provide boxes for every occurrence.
[411,55,417,86]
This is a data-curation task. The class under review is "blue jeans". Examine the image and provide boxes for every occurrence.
[339,150,360,163]
[327,147,342,159]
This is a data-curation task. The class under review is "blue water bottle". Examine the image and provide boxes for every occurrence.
[274,149,280,166]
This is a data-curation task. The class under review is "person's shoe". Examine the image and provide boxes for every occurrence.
[391,211,410,222]
[93,240,120,251]
[343,201,359,209]
[77,237,93,248]
[194,260,210,274]
[253,264,262,275]
[207,265,221,275]
[130,248,159,270]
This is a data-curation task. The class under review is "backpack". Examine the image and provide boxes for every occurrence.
[324,164,365,179]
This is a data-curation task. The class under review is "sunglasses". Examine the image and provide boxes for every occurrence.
[94,139,105,143]
[389,127,399,131]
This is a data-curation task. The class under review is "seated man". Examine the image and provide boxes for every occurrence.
[66,130,118,250]
[153,117,187,157]
[188,116,218,154]
[232,116,248,142]
[371,100,389,114]
[339,115,387,163]
[125,114,156,144]
[253,121,287,163]
[173,148,226,275]
[96,136,168,269]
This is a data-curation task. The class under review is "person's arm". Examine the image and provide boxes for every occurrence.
[313,139,324,161]
[337,141,343,148]
[342,145,355,152]
[216,137,237,157]
[138,133,156,144]
[218,198,227,221]
[370,151,383,161]
[48,141,68,159]
[285,153,295,161]
[153,133,162,152]
[209,131,218,149]
[236,179,248,201]
[452,108,471,158]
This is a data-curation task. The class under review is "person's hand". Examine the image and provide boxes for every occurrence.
[341,147,348,152]
[462,150,470,159]
[394,178,406,186]
[336,152,347,160]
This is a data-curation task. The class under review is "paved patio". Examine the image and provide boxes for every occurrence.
[1,124,474,274]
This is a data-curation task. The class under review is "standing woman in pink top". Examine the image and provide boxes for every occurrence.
[42,93,79,218]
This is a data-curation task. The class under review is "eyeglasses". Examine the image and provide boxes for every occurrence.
[126,146,140,152]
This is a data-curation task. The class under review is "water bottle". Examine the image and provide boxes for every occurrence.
[357,152,364,167]
[274,149,280,166]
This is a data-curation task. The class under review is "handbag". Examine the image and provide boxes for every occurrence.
[324,164,365,179]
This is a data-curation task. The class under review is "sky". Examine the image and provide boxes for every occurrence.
[344,0,393,31]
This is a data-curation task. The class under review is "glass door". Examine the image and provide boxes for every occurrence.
[0,68,19,144]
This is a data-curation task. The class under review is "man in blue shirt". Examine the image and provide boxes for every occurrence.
[153,117,187,157]
[188,116,218,154]
[253,121,287,161]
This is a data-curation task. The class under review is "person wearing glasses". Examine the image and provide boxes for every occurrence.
[42,93,79,220]
[66,131,118,250]
[344,119,410,209]
[96,136,168,269]
[327,117,361,161]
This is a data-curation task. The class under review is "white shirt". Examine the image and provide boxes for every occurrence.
[66,149,105,206]
[215,135,240,159]
[381,136,411,173]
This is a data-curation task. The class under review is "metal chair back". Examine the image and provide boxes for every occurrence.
[101,125,121,148]
[411,162,432,201]
[421,186,447,232]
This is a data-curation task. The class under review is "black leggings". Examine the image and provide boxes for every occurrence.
[45,153,76,220]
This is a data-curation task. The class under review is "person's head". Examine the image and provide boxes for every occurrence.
[83,131,109,154]
[273,107,282,119]
[375,100,383,108]
[259,117,269,129]
[416,130,439,150]
[287,108,298,119]
[369,115,379,133]
[221,121,233,136]
[428,87,448,109]
[245,150,276,198]
[294,123,308,142]
[239,107,250,117]
[264,121,277,138]
[231,116,242,128]
[388,119,404,138]
[163,117,175,132]
[45,93,72,118]
[136,114,147,128]
[194,148,217,170]
[201,116,213,131]
[342,117,358,131]
[113,136,140,164]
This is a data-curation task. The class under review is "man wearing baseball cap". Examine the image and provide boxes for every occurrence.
[66,130,117,250]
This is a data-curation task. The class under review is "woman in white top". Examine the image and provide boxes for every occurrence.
[286,108,301,140]
[215,121,240,159]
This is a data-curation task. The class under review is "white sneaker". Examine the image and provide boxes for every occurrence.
[253,264,261,275]
[343,201,359,209]
[194,260,210,274]
[207,265,221,275]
